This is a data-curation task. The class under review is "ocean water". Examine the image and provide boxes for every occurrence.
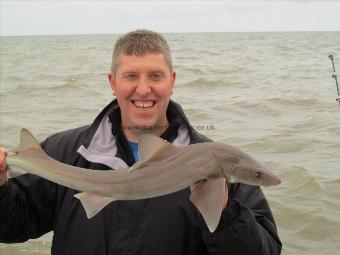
[0,32,340,255]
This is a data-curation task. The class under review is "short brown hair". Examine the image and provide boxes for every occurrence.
[111,29,172,73]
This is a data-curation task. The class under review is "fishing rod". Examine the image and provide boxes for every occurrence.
[328,55,340,105]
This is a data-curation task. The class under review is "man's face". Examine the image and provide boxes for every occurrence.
[108,53,176,139]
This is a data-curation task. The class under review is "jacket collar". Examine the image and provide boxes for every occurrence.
[77,99,193,169]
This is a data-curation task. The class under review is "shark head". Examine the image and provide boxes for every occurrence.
[218,144,281,187]
[227,162,281,187]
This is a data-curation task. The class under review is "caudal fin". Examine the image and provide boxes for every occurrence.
[18,128,44,151]
[6,129,44,178]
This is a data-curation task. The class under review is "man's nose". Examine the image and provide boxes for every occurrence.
[135,77,152,96]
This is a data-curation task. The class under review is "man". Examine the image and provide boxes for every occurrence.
[0,29,282,254]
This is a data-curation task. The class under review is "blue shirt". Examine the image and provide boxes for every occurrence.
[128,141,139,163]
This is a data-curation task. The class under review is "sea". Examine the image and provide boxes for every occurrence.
[0,32,339,255]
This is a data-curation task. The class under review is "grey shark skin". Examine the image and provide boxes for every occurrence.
[5,128,281,232]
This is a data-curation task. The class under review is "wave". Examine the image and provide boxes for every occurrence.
[180,77,228,88]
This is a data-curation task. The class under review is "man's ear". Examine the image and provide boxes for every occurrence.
[171,71,176,94]
[108,72,116,96]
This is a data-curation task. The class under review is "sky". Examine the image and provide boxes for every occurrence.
[1,1,340,36]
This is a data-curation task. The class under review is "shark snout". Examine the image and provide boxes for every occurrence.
[273,176,281,186]
[264,171,281,187]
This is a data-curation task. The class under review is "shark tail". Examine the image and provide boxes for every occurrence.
[6,129,46,178]
[17,128,45,152]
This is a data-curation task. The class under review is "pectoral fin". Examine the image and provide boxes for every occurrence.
[189,177,227,232]
[74,192,115,218]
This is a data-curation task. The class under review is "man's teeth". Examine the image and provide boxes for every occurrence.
[133,101,155,109]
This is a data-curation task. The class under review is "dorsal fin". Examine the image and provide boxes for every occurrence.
[129,134,174,172]
[138,134,172,162]
[19,128,44,151]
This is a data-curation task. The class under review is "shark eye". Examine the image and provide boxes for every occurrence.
[255,171,264,179]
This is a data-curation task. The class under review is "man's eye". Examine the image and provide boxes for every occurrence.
[125,74,138,80]
[149,73,162,81]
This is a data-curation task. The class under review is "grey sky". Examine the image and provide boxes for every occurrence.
[1,1,340,36]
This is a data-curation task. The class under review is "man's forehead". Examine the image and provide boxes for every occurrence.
[116,53,170,71]
[118,52,166,61]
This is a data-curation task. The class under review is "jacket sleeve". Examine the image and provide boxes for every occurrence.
[191,183,282,254]
[0,175,57,243]
[0,140,57,243]
[0,126,89,243]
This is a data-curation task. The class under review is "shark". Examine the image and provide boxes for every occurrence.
[5,128,281,232]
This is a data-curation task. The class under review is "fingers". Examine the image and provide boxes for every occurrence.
[0,147,8,172]
[0,148,8,186]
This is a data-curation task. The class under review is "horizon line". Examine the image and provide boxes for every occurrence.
[1,30,340,38]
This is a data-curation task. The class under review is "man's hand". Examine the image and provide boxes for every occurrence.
[0,148,8,187]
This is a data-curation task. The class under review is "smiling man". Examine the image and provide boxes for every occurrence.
[108,50,176,141]
[0,29,281,254]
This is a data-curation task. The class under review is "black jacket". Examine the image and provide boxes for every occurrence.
[0,100,282,254]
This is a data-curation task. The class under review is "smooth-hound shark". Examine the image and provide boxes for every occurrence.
[5,129,281,232]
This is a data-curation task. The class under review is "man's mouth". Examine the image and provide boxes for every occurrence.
[131,100,156,110]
